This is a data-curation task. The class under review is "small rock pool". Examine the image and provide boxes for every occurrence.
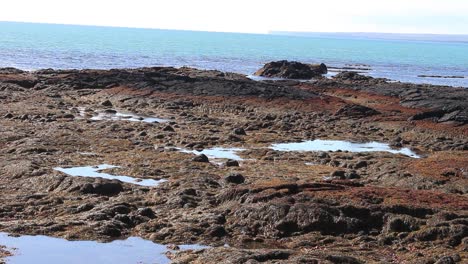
[54,164,167,187]
[178,147,246,161]
[0,232,208,264]
[90,111,169,123]
[270,139,420,158]
[76,107,168,123]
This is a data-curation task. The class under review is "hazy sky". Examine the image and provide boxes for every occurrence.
[1,0,468,34]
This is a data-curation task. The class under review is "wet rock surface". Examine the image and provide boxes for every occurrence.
[0,66,467,263]
[310,71,468,125]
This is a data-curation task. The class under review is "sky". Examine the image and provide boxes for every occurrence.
[1,0,468,35]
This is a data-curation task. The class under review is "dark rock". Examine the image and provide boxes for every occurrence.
[180,188,197,196]
[228,134,242,142]
[205,225,227,237]
[250,251,291,262]
[378,235,395,245]
[335,104,380,118]
[4,78,38,88]
[229,201,379,239]
[86,212,110,221]
[297,258,319,264]
[114,214,133,226]
[438,110,461,123]
[62,114,75,119]
[163,125,175,132]
[225,159,240,167]
[76,203,94,213]
[345,171,361,179]
[444,112,465,125]
[331,170,346,179]
[384,215,422,233]
[451,254,461,262]
[103,109,117,114]
[410,227,444,242]
[326,255,363,264]
[193,154,209,162]
[317,152,330,159]
[255,60,327,79]
[137,208,155,218]
[409,110,446,121]
[0,67,24,74]
[408,107,466,124]
[334,71,373,81]
[225,173,245,184]
[101,100,113,107]
[193,144,205,150]
[97,223,122,237]
[263,114,277,121]
[80,182,123,196]
[418,75,464,79]
[106,204,132,215]
[434,256,456,264]
[354,160,368,169]
[233,127,246,135]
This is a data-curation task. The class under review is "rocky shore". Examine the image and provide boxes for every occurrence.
[0,63,467,263]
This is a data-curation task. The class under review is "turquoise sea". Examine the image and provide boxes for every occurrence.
[1,21,467,87]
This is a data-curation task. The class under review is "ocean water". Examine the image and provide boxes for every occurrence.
[0,21,467,87]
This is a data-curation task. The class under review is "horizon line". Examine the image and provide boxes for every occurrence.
[2,20,468,37]
[269,30,468,37]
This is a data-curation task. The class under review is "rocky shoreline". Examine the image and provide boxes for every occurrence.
[0,63,467,263]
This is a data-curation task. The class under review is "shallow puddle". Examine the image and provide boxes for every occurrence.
[270,139,420,158]
[54,164,167,187]
[89,110,168,123]
[178,147,246,161]
[0,233,208,264]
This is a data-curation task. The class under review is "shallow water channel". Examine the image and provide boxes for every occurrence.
[270,139,420,158]
[90,111,169,123]
[54,164,167,187]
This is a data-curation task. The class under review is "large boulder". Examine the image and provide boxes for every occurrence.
[255,60,327,79]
